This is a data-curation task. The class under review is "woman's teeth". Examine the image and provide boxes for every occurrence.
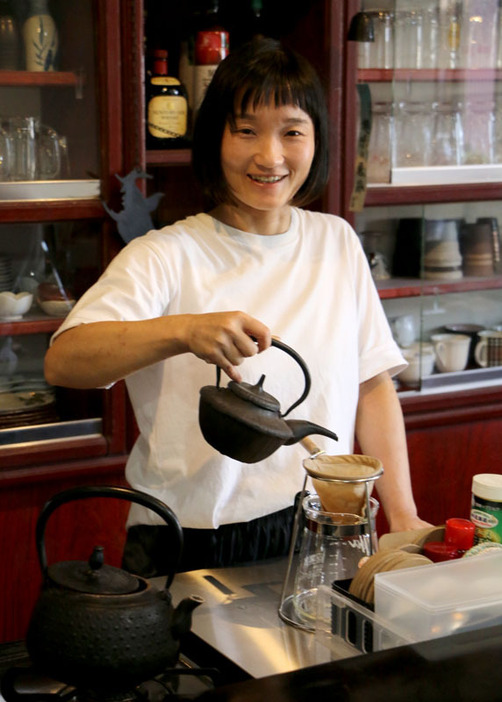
[249,175,284,183]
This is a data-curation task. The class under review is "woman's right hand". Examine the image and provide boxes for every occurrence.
[45,311,270,389]
[182,310,271,382]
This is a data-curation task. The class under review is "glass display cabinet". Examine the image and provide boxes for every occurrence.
[0,0,126,467]
[346,0,502,395]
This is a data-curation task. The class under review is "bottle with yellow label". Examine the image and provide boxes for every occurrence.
[146,49,189,149]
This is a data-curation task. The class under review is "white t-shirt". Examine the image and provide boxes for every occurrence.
[54,208,405,529]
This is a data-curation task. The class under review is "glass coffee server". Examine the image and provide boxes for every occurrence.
[0,4,126,482]
[347,0,502,395]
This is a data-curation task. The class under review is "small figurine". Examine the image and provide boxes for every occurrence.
[103,168,164,244]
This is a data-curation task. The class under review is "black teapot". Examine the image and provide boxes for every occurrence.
[199,338,338,463]
[26,486,202,694]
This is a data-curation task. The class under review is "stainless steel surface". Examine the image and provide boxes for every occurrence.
[164,557,359,680]
[0,418,102,446]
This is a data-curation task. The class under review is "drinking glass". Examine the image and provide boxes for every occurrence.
[421,1,440,68]
[367,101,393,183]
[393,101,433,168]
[430,101,463,167]
[8,116,37,181]
[394,9,424,69]
[0,125,12,180]
[358,10,393,69]
[460,100,495,165]
[37,123,61,179]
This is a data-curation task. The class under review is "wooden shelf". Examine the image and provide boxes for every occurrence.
[0,199,104,222]
[376,274,502,299]
[364,182,502,207]
[0,315,62,337]
[357,68,502,83]
[0,70,82,87]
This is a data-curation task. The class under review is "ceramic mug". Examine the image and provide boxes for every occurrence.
[475,330,502,368]
[431,333,470,373]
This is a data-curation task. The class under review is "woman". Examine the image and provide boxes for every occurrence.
[44,38,430,577]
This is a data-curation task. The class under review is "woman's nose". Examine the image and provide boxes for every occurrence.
[255,136,284,167]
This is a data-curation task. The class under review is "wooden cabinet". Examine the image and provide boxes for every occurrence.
[0,1,130,643]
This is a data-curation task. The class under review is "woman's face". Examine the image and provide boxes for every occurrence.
[220,101,315,224]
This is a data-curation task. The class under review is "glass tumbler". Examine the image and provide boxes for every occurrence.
[8,116,37,181]
[358,10,394,69]
[393,101,433,168]
[460,100,495,165]
[367,101,393,183]
[430,101,463,167]
[394,9,424,68]
[0,125,12,180]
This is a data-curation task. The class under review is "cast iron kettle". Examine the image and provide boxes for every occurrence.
[26,486,203,694]
[199,338,338,463]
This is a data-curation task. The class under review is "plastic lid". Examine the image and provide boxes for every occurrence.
[445,518,475,551]
[422,541,460,563]
[472,474,502,502]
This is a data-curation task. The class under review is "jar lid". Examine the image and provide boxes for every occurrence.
[472,474,502,502]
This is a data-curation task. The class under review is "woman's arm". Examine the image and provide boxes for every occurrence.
[44,311,271,389]
[355,371,432,532]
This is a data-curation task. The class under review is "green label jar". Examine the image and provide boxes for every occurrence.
[471,474,502,544]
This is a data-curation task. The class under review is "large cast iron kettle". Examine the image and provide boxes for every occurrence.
[199,338,338,463]
[26,485,203,694]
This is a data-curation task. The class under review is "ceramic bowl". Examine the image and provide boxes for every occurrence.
[0,291,33,320]
[38,298,75,317]
[398,347,435,386]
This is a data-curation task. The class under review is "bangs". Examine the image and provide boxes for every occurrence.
[233,79,310,119]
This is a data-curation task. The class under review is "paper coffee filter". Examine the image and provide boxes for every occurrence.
[303,454,383,515]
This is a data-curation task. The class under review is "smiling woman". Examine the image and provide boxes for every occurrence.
[44,37,429,579]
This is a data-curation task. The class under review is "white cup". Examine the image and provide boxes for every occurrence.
[431,333,470,373]
[398,346,435,386]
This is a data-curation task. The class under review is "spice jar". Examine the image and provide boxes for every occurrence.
[471,474,502,545]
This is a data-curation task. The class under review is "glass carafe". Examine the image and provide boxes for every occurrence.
[284,495,376,630]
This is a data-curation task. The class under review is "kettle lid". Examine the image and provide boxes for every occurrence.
[48,546,141,595]
[228,375,280,412]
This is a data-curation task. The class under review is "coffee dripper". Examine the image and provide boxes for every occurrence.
[278,442,383,632]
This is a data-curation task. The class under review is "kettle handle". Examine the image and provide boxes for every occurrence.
[216,337,311,418]
[35,485,183,590]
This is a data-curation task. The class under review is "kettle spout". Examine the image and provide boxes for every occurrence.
[171,595,204,639]
[284,419,338,446]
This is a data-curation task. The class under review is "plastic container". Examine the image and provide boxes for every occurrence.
[315,584,412,657]
[471,474,502,545]
[374,551,502,643]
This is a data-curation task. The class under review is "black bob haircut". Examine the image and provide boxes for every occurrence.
[192,37,330,209]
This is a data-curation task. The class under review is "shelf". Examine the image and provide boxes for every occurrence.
[357,68,502,83]
[0,199,105,222]
[146,149,192,166]
[376,274,502,299]
[0,315,63,337]
[0,70,82,88]
[364,182,502,207]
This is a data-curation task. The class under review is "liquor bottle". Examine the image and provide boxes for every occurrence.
[145,49,189,150]
[0,0,20,69]
[181,0,229,115]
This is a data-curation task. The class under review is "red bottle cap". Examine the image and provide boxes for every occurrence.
[445,518,475,551]
[423,541,460,563]
[195,31,229,65]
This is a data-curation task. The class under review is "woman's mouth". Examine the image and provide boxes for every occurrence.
[248,174,286,184]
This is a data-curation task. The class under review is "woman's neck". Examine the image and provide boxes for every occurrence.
[210,203,292,235]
